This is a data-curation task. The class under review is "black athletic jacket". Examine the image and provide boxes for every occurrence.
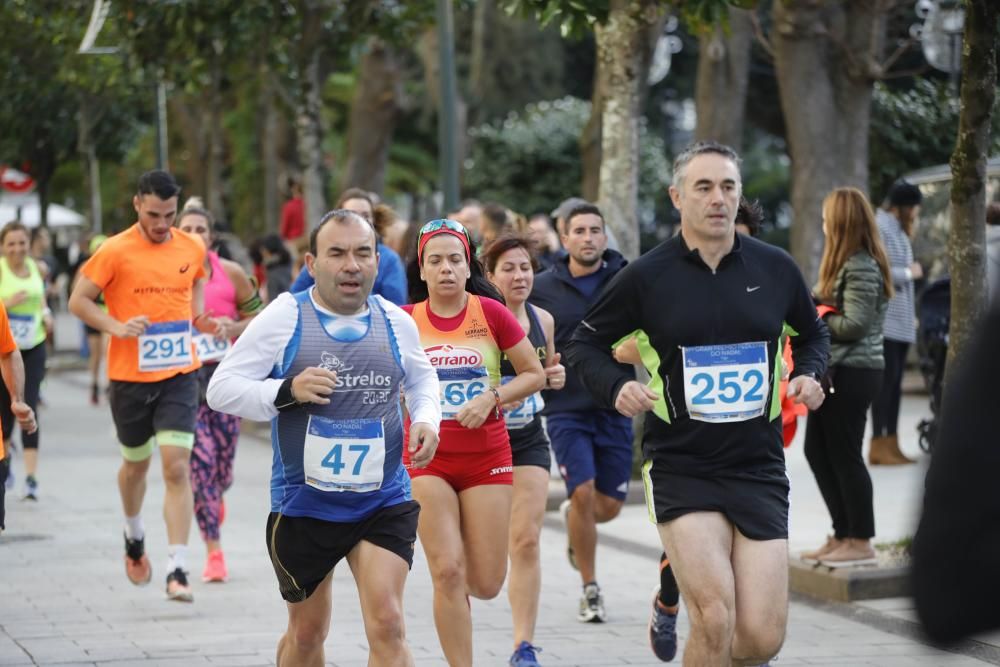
[528,249,633,414]
[565,233,829,479]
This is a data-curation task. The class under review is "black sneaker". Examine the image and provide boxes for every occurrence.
[649,587,678,661]
[166,567,194,602]
[123,534,152,586]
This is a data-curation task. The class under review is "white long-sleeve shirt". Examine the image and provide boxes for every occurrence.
[207,290,441,428]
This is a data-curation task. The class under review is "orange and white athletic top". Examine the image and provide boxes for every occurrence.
[0,302,16,460]
[81,224,206,383]
[404,295,524,425]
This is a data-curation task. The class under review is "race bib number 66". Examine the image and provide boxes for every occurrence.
[440,378,487,420]
[682,341,769,423]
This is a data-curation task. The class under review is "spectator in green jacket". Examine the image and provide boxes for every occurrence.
[800,188,894,568]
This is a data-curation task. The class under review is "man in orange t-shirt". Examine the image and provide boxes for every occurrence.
[0,300,38,534]
[69,170,216,603]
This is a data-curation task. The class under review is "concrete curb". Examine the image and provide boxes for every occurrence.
[789,558,911,602]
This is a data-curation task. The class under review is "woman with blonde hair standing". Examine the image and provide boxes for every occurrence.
[801,188,893,567]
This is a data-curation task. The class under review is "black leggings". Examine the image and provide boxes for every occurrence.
[0,342,45,449]
[804,366,883,540]
[871,340,908,437]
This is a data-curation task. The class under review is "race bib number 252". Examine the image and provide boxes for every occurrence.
[682,341,769,424]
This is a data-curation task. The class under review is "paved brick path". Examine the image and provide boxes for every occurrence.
[0,369,992,666]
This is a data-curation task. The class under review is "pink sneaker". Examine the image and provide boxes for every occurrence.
[202,550,228,583]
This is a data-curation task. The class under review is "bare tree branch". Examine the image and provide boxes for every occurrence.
[749,9,774,60]
[880,36,918,74]
[879,64,931,79]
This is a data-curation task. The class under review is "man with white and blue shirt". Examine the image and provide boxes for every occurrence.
[208,210,440,667]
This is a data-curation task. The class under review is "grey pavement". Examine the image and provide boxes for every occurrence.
[0,360,994,666]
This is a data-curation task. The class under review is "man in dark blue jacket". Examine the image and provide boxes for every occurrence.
[528,203,633,624]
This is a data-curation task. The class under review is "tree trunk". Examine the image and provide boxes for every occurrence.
[580,64,604,203]
[694,7,753,149]
[773,1,884,281]
[468,0,491,126]
[593,0,663,261]
[297,48,327,229]
[77,97,102,233]
[945,0,1000,382]
[338,38,402,196]
[259,76,280,234]
[170,97,207,201]
[583,7,663,208]
[205,59,227,224]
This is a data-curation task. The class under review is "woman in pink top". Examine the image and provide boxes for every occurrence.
[177,202,263,582]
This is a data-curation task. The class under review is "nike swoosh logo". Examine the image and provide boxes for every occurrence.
[746,286,761,293]
[179,264,190,273]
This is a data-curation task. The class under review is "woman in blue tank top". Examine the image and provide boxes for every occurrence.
[483,234,565,667]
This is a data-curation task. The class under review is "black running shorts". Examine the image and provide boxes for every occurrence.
[265,500,420,603]
[642,457,789,541]
[510,424,552,470]
[108,371,198,448]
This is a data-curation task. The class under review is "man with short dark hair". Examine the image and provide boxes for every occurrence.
[529,203,633,623]
[567,141,829,665]
[208,209,441,667]
[70,170,216,602]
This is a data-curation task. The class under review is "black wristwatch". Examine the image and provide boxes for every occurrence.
[274,377,301,412]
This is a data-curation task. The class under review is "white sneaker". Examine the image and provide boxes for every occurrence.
[559,498,577,570]
[578,582,606,623]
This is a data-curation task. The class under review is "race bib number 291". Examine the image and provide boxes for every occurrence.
[682,341,769,423]
[138,320,192,372]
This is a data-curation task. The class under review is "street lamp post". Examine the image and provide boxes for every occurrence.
[911,0,965,91]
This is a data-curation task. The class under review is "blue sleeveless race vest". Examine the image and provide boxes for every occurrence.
[270,291,408,522]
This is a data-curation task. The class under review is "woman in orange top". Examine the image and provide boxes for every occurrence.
[403,219,545,666]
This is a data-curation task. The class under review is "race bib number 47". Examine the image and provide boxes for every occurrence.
[303,416,385,493]
[682,342,769,423]
[138,320,192,372]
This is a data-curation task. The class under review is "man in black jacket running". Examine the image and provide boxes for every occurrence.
[567,141,828,665]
